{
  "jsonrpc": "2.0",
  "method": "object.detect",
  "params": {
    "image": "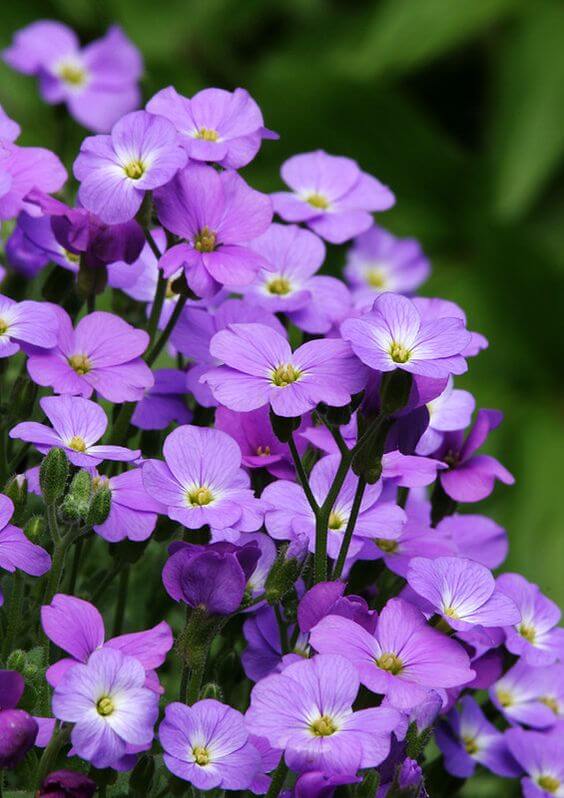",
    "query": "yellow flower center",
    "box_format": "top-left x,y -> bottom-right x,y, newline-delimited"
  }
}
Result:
96,696 -> 114,716
187,486 -> 213,506
367,268 -> 386,288
310,715 -> 336,737
463,736 -> 478,756
328,511 -> 345,530
271,363 -> 301,387
306,193 -> 330,210
540,695 -> 559,714
194,226 -> 217,253
68,436 -> 87,453
375,538 -> 398,554
390,341 -> 410,364
195,128 -> 219,142
256,445 -> 271,456
519,624 -> 536,643
496,689 -> 513,708
444,606 -> 460,620
193,746 -> 211,765
165,279 -> 177,299
0,319 -> 8,336
124,160 -> 145,180
376,652 -> 403,675
68,353 -> 92,375
64,249 -> 80,265
267,276 -> 292,296
538,775 -> 560,793
58,63 -> 87,87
